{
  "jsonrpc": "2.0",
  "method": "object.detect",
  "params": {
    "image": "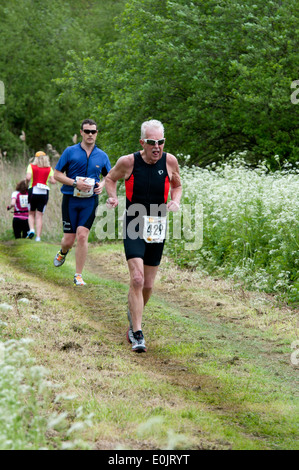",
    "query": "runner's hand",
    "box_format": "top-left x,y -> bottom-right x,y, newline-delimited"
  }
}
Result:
94,181 -> 104,195
77,178 -> 93,192
167,200 -> 180,212
106,197 -> 119,209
